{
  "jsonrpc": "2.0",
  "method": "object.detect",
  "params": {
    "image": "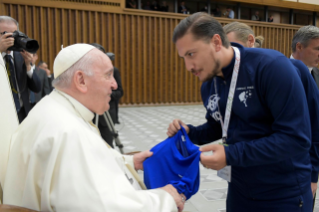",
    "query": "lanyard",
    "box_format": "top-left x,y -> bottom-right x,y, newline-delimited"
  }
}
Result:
214,46 -> 241,143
